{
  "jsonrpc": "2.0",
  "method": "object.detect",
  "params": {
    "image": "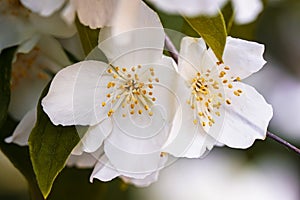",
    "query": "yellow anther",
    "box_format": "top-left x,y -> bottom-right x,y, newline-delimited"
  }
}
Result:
107,109 -> 114,117
122,68 -> 127,72
138,65 -> 142,69
107,69 -> 112,73
198,112 -> 204,116
113,74 -> 118,79
219,71 -> 226,78
149,111 -> 153,116
224,66 -> 230,70
142,90 -> 147,95
106,94 -> 111,98
134,99 -> 138,104
237,89 -> 243,93
235,77 -> 241,81
151,72 -> 155,76
102,102 -> 106,107
223,79 -> 228,84
226,99 -> 231,105
205,102 -> 209,107
138,110 -> 143,114
116,95 -> 121,99
202,122 -> 206,127
127,74 -> 131,78
148,84 -> 153,89
131,67 -> 136,72
130,110 -> 134,115
144,105 -> 149,110
218,93 -> 223,97
234,91 -> 240,96
228,84 -> 233,89
130,104 -> 135,109
215,111 -> 220,116
150,67 -> 154,71
197,72 -> 201,76
209,122 -> 213,126
193,119 -> 198,125
115,66 -> 120,71
155,78 -> 159,82
122,114 -> 126,117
